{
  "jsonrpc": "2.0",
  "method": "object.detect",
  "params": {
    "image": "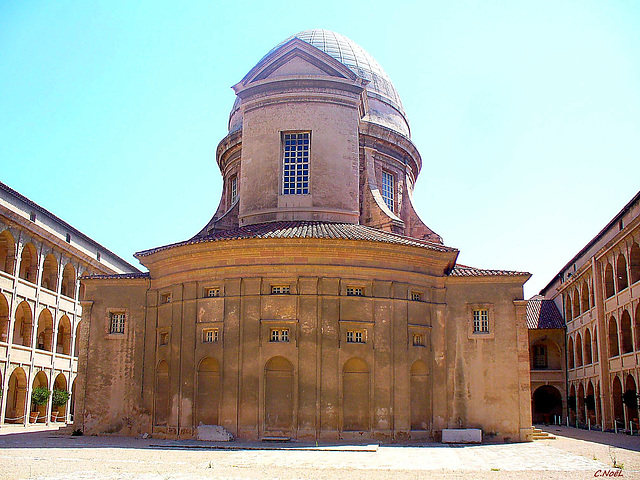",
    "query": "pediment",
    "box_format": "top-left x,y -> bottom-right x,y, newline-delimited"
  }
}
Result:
235,38 -> 360,91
